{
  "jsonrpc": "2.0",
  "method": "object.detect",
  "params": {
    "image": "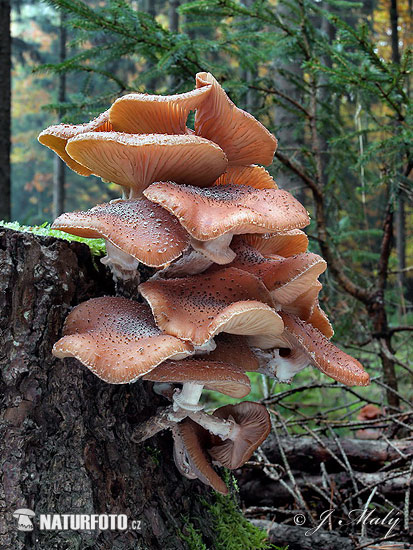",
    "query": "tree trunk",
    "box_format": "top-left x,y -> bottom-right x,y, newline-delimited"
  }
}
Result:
0,0 -> 11,222
52,12 -> 67,220
0,228 -> 230,549
389,0 -> 406,301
